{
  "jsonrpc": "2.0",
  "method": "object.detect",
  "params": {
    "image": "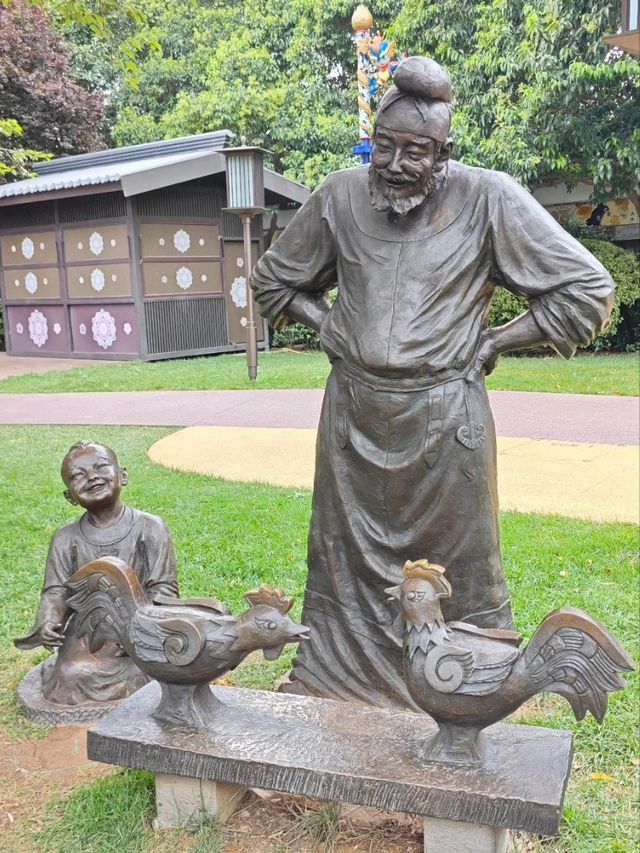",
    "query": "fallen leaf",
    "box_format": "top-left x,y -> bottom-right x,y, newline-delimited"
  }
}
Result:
589,772 -> 615,782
